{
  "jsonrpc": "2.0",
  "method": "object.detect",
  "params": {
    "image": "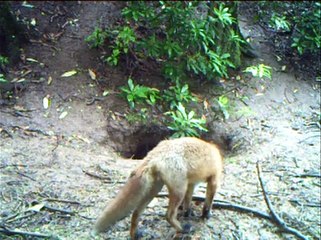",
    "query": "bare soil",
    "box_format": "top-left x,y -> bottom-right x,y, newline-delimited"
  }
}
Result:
0,2 -> 320,240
